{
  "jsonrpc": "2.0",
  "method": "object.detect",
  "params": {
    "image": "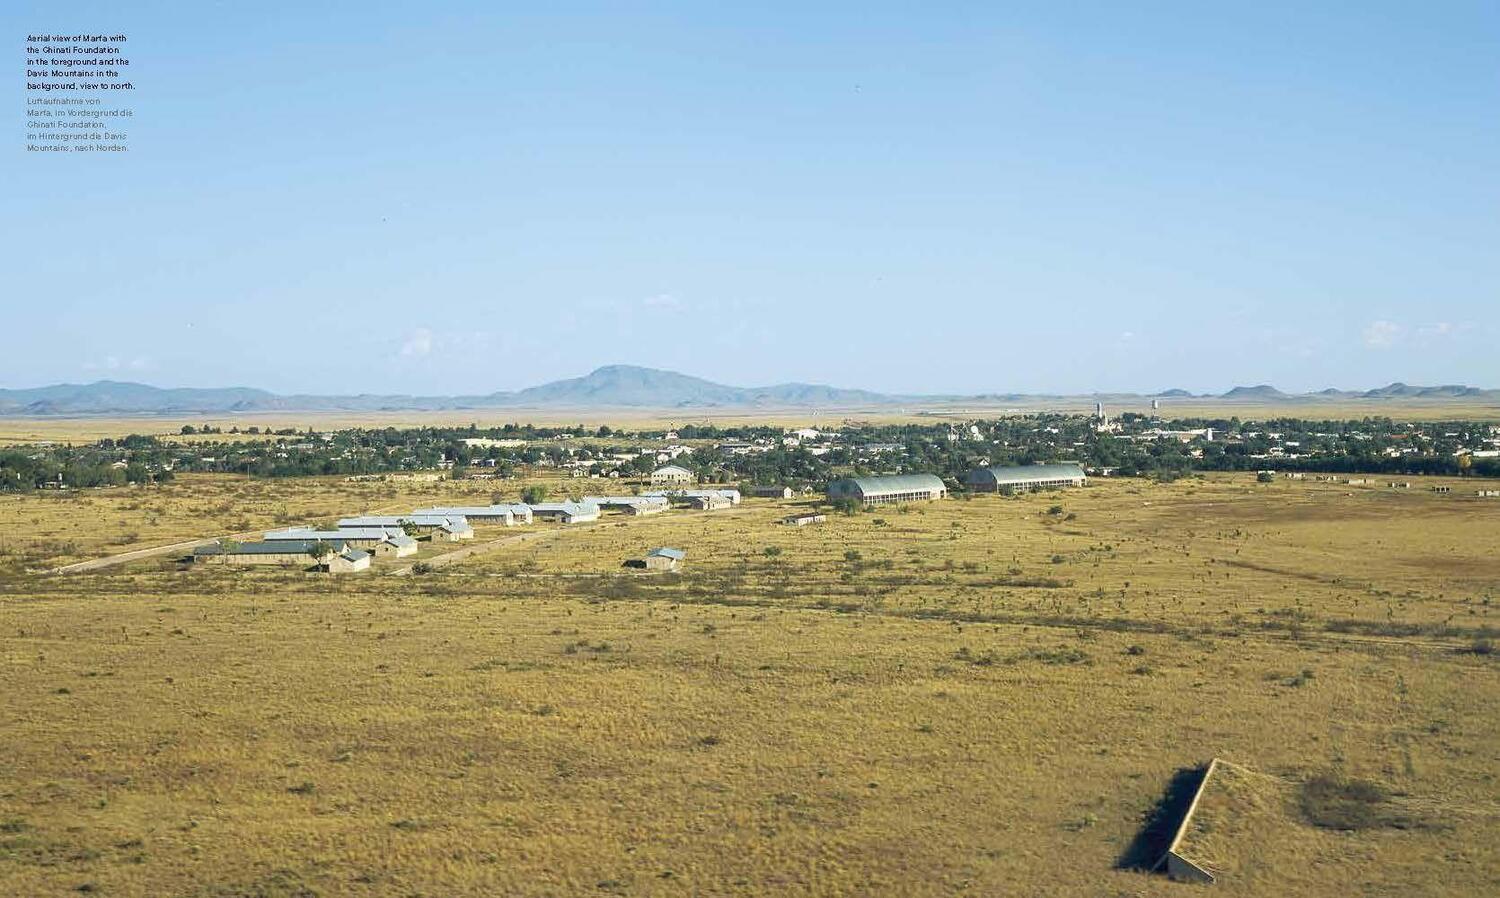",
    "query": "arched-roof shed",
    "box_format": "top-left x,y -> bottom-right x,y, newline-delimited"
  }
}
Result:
826,474 -> 947,505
